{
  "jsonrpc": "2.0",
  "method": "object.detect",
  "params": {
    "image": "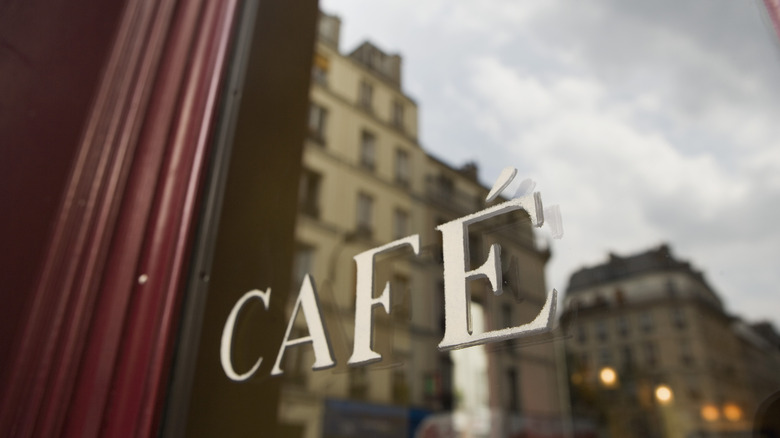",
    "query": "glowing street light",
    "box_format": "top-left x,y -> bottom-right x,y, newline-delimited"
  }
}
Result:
655,384 -> 673,404
723,403 -> 742,422
599,367 -> 617,388
701,404 -> 719,421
